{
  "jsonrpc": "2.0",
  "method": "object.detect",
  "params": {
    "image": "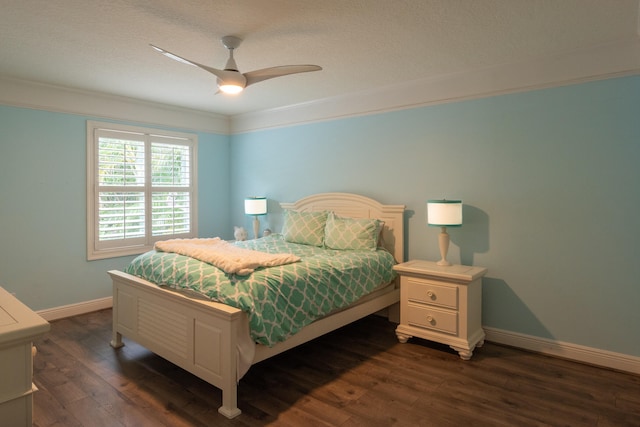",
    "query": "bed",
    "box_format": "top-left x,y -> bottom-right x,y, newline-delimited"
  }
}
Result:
108,192 -> 405,418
